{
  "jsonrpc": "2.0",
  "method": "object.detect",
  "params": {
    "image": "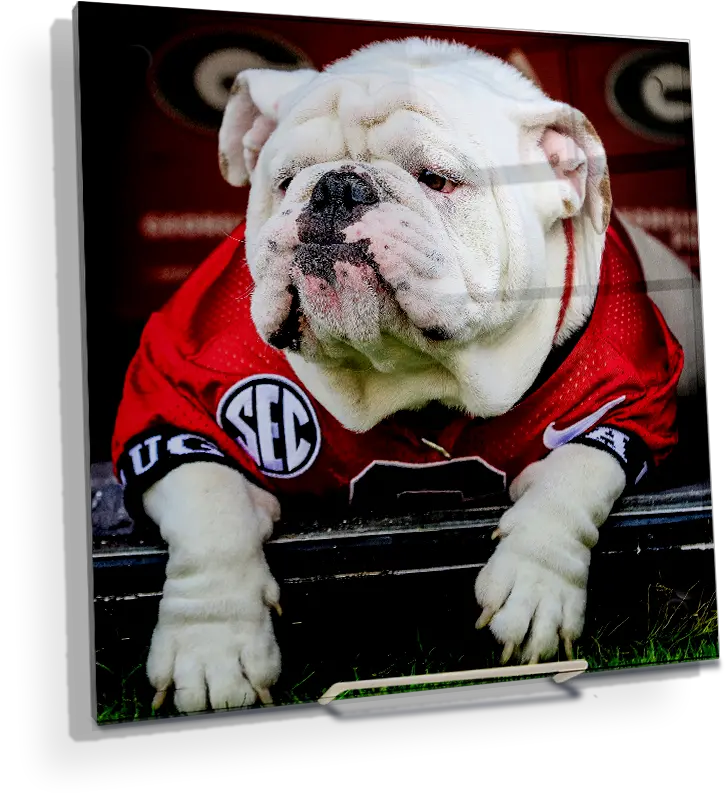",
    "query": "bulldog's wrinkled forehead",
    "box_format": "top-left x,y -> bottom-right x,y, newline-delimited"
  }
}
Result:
275,73 -> 451,162
288,73 -> 448,127
265,73 -> 500,182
